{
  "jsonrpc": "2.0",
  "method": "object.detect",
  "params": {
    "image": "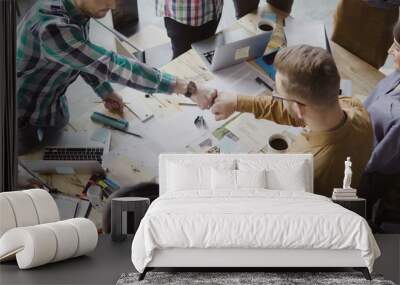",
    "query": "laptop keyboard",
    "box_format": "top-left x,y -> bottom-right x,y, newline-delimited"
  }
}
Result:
43,147 -> 104,162
203,50 -> 215,64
